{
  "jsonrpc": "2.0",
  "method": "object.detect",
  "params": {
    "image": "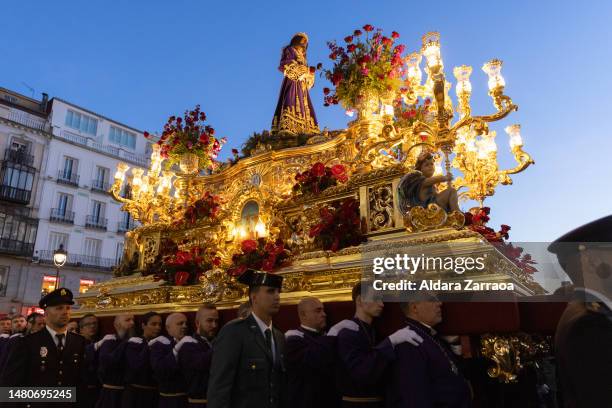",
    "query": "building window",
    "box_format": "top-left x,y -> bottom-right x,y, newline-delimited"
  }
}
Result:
41,275 -> 58,296
83,238 -> 102,259
109,126 -> 136,149
0,266 -> 8,297
0,210 -> 37,256
79,278 -> 95,294
91,201 -> 105,220
57,193 -> 72,214
62,157 -> 77,178
48,232 -> 69,252
92,166 -> 109,190
116,242 -> 124,264
65,109 -> 98,136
